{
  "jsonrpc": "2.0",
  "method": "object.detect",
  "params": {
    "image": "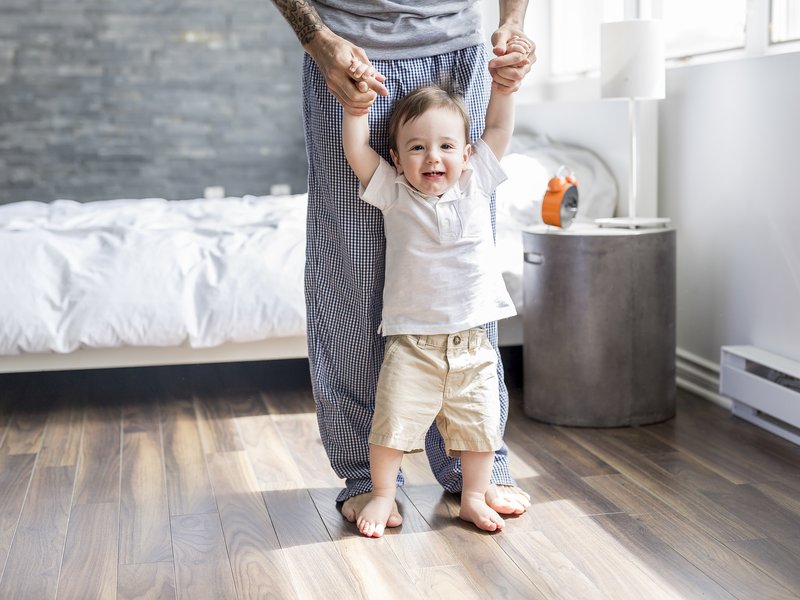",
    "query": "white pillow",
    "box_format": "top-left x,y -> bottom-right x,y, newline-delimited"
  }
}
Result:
497,133 -> 618,226
495,134 -> 618,311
